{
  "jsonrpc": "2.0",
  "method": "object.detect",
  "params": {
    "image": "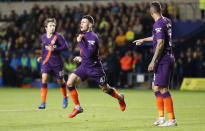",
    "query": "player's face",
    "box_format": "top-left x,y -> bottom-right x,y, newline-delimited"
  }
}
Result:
45,22 -> 56,34
150,9 -> 154,18
80,18 -> 90,32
